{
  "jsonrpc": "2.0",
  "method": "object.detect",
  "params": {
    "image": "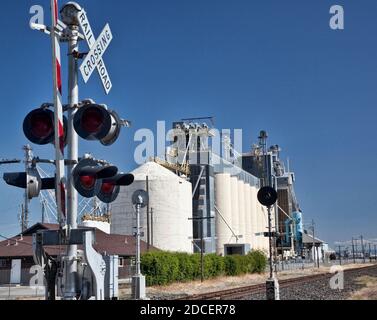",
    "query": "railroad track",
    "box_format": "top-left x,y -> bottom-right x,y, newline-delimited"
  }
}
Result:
178,264 -> 377,300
